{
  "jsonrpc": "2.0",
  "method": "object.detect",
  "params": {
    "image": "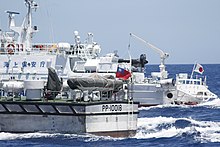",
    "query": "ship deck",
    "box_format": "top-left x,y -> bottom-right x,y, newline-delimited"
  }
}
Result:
0,97 -> 138,105
0,96 -> 139,115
